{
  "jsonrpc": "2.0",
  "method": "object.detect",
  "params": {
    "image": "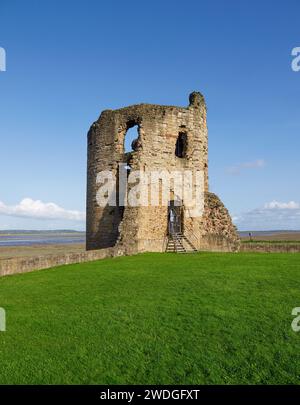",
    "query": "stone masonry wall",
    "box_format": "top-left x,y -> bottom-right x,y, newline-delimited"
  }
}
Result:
200,192 -> 240,252
0,248 -> 115,277
240,243 -> 300,253
86,92 -> 240,253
